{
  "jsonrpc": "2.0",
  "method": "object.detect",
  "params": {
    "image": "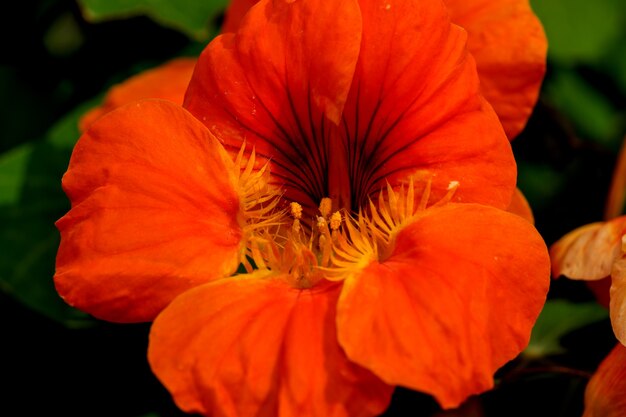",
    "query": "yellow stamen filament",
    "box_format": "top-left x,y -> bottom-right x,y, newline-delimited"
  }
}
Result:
233,149 -> 460,290
324,177 -> 460,280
